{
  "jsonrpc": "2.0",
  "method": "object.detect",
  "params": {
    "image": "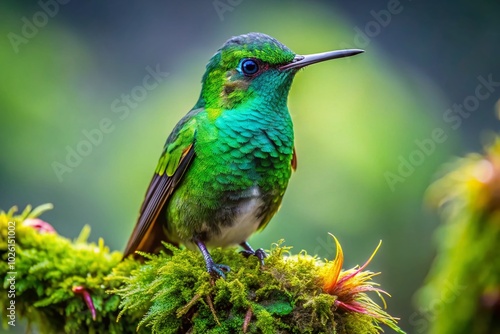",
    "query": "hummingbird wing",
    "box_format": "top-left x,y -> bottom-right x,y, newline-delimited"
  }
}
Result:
123,108 -> 201,258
